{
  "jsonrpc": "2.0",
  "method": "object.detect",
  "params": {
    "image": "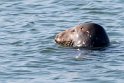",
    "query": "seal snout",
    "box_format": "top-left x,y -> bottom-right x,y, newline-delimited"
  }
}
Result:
55,33 -> 63,43
55,37 -> 61,43
55,34 -> 60,43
